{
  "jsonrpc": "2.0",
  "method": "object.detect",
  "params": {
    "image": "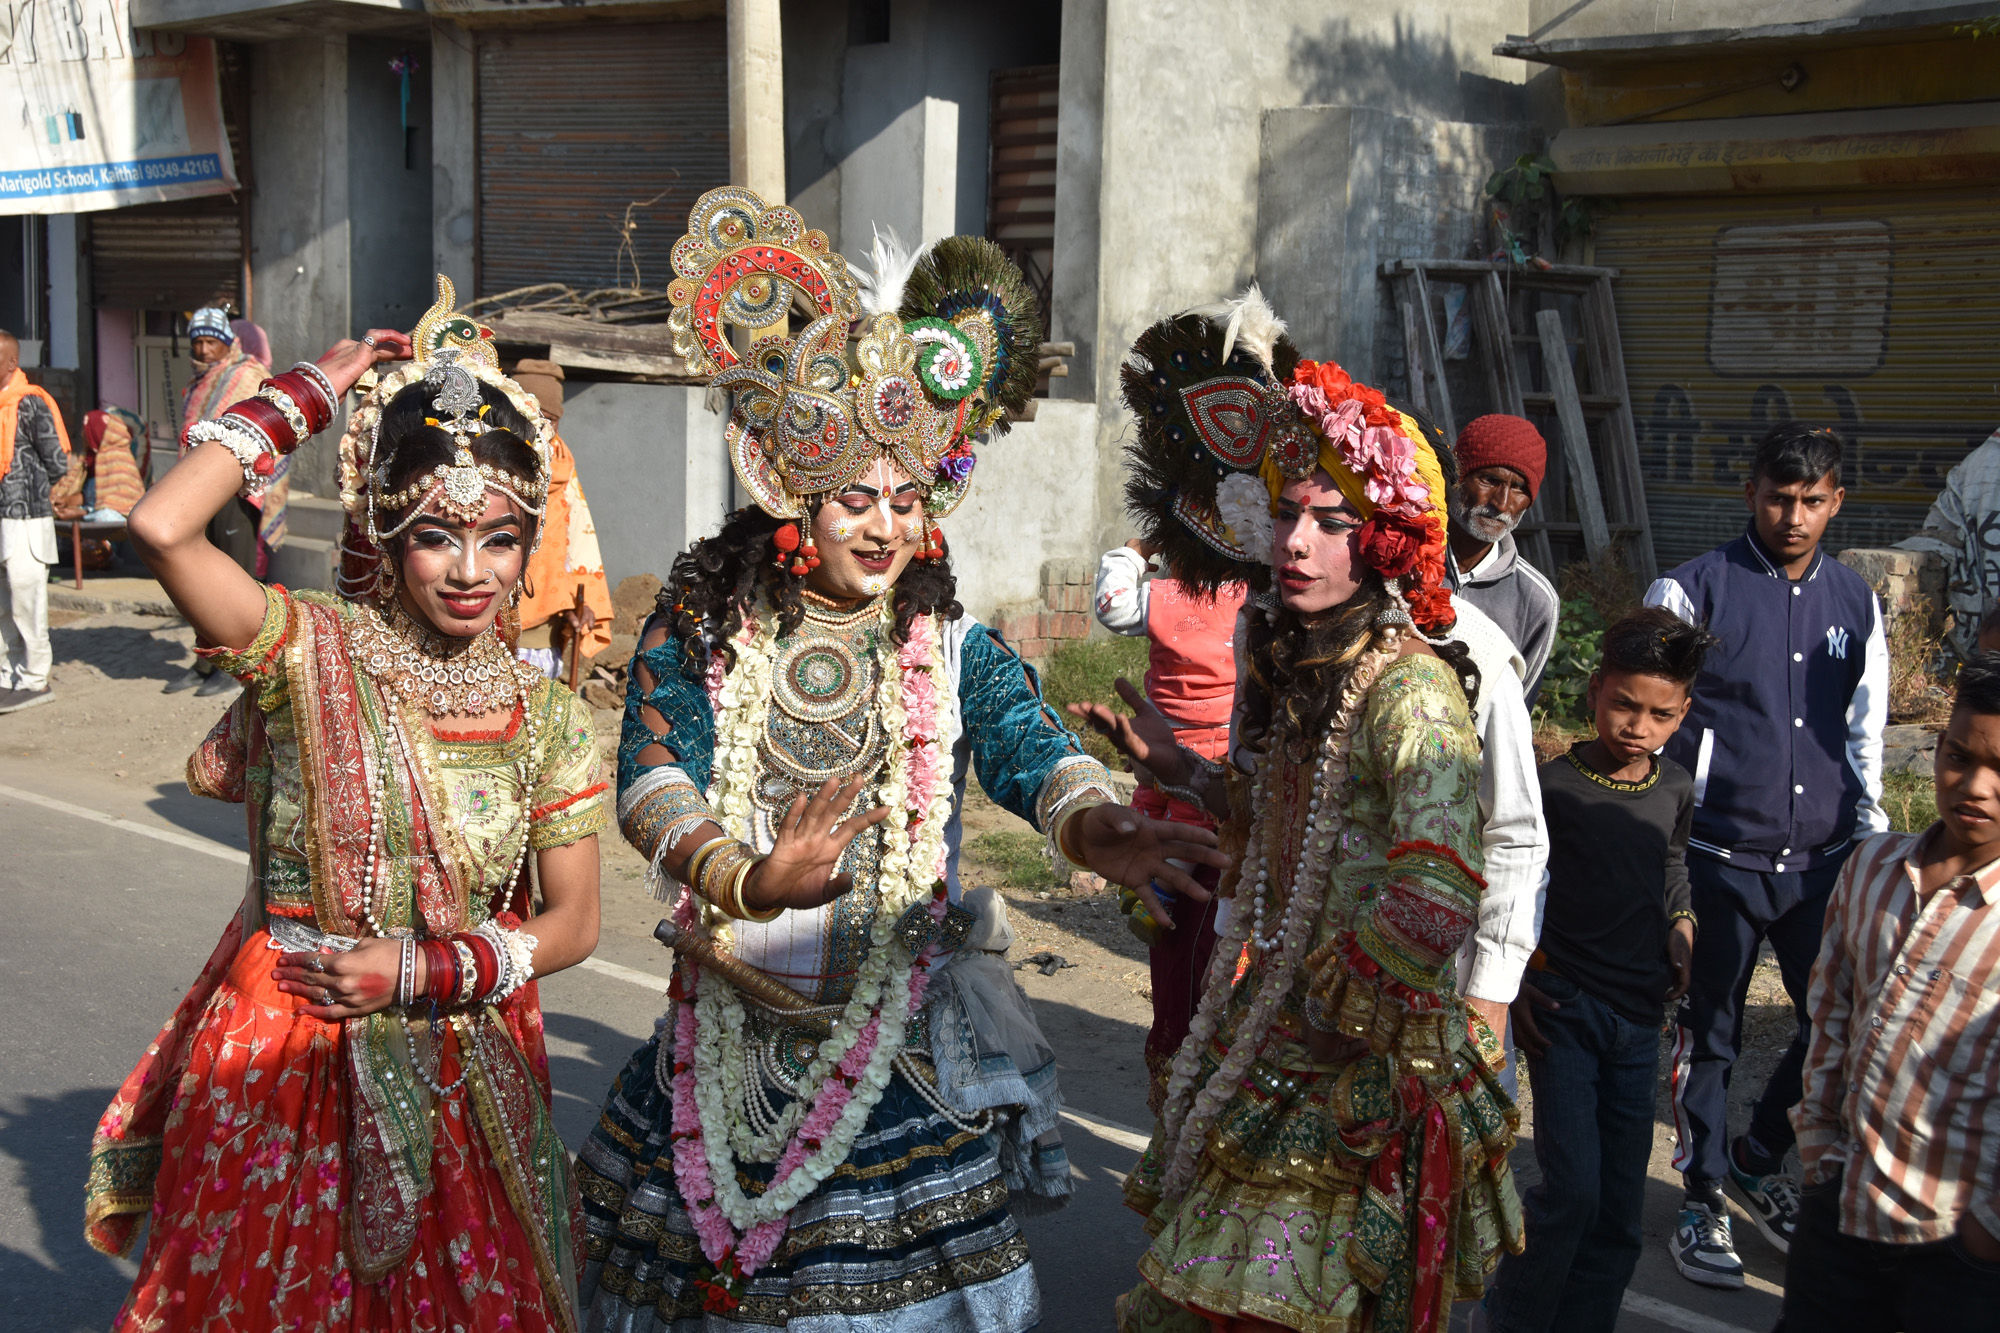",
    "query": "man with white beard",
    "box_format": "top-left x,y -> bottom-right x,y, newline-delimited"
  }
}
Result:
1449,414 -> 1560,706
